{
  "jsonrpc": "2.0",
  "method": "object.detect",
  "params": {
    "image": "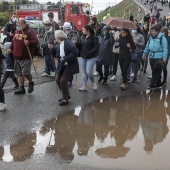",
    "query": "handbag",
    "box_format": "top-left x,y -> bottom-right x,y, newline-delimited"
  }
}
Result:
131,51 -> 138,63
